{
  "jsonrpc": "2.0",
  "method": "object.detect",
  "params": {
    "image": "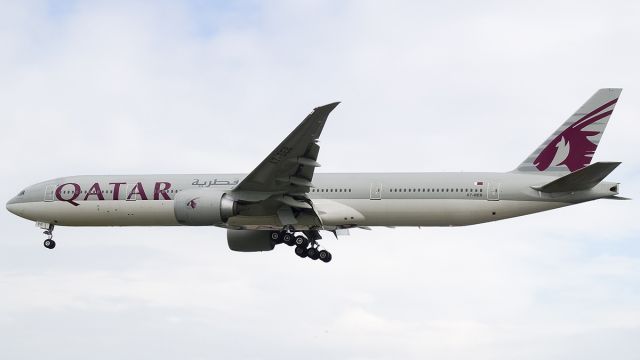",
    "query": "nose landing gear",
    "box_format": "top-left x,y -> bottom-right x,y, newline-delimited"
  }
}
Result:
42,224 -> 56,249
44,238 -> 56,249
